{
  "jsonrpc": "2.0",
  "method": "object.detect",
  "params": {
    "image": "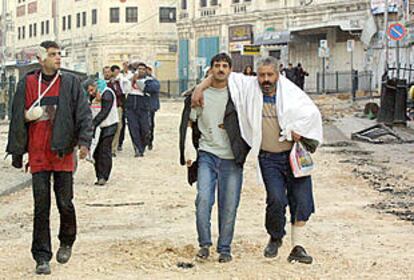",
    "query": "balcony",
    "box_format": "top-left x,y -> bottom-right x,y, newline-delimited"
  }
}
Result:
233,4 -> 247,14
200,8 -> 217,17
